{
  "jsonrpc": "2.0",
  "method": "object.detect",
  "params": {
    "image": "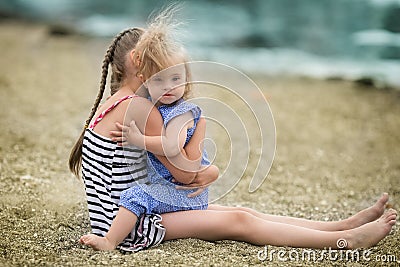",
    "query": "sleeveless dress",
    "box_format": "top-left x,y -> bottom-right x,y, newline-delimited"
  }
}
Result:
119,99 -> 210,218
82,95 -> 165,252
